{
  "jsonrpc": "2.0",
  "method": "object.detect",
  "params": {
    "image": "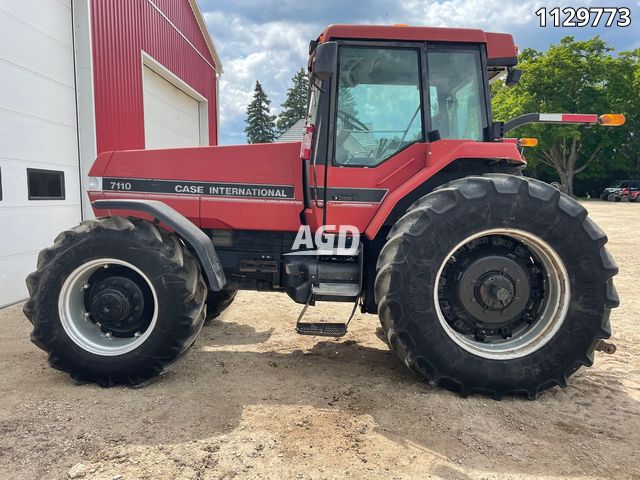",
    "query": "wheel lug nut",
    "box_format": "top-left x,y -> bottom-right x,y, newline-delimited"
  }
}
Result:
105,331 -> 112,338
134,331 -> 141,338
500,327 -> 512,339
475,330 -> 487,342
